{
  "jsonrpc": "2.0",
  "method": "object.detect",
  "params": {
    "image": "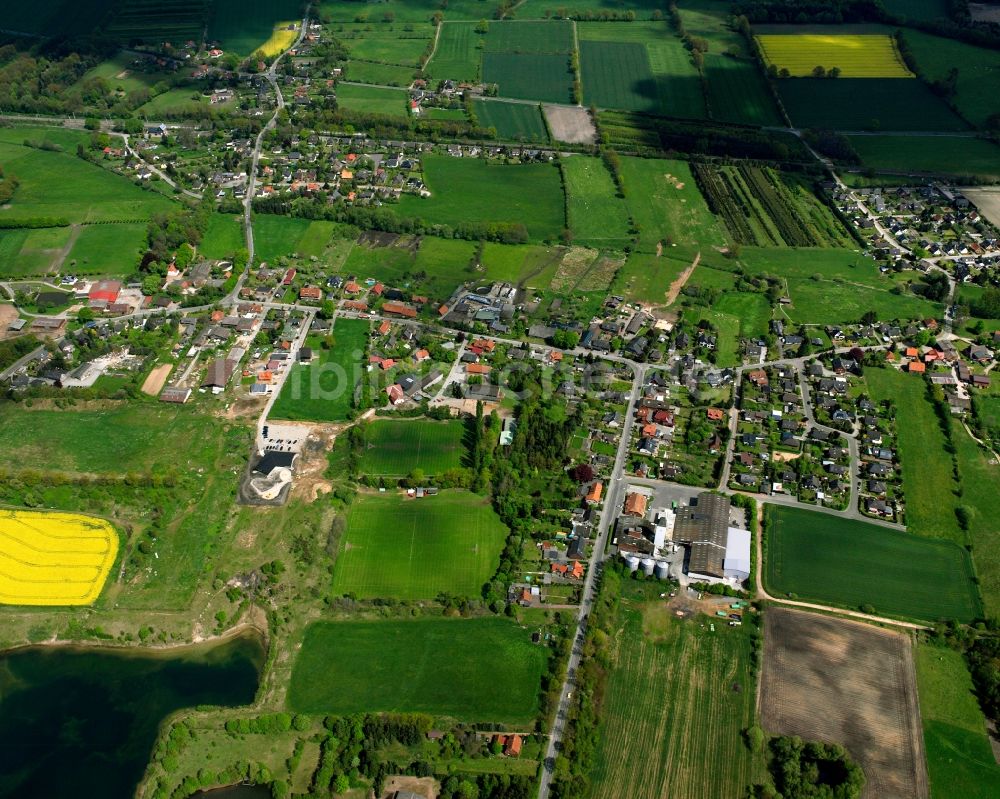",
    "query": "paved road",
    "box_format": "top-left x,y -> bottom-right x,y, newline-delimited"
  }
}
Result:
537,363 -> 646,799
0,345 -> 46,381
